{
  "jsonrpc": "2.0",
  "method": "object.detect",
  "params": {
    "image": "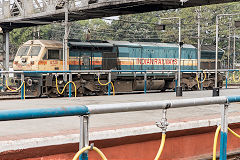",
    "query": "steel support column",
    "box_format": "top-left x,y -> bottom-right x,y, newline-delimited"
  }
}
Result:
213,16 -> 219,96
4,31 -> 9,71
69,73 -> 72,97
144,72 -> 147,94
108,72 -> 111,96
176,18 -> 182,97
220,103 -> 229,160
21,73 -> 25,100
79,115 -> 89,160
